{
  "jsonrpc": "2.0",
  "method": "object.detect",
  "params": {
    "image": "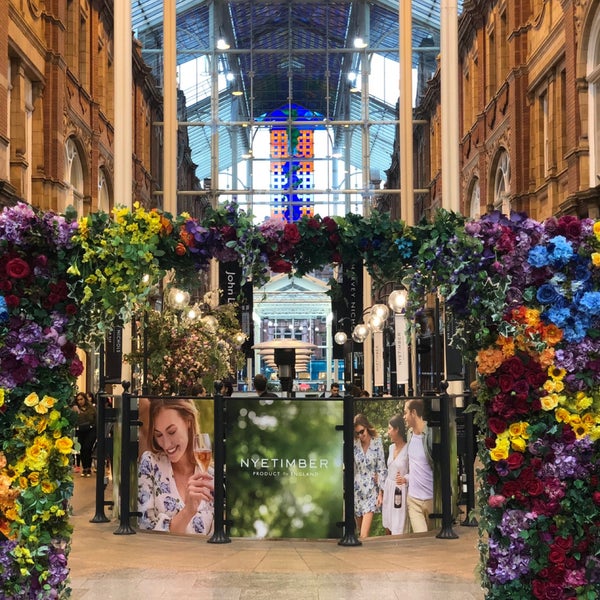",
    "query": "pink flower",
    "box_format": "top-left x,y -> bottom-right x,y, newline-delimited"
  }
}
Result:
488,494 -> 506,508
